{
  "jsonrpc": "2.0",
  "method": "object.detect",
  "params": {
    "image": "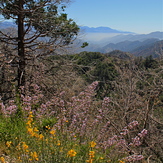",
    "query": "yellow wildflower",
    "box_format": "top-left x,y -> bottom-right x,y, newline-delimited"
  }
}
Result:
30,151 -> 39,161
67,149 -> 77,157
90,141 -> 96,148
0,157 -> 5,163
50,130 -> 56,135
18,156 -> 22,162
22,142 -> 28,151
119,160 -> 125,163
45,125 -> 51,130
87,150 -> 95,163
86,159 -> 94,163
31,132 -> 37,137
33,127 -> 39,132
29,112 -> 33,117
38,134 -> 44,140
27,127 -> 33,135
26,120 -> 31,126
89,151 -> 95,158
57,140 -> 61,146
6,141 -> 12,148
